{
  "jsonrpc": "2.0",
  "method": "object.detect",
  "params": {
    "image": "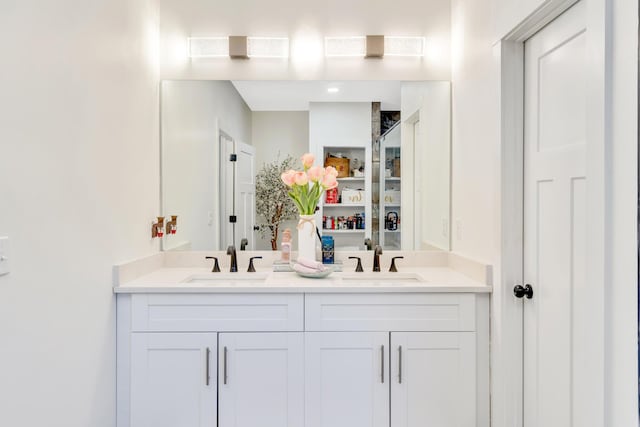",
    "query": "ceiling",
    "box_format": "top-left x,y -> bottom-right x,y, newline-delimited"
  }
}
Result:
231,80 -> 402,111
